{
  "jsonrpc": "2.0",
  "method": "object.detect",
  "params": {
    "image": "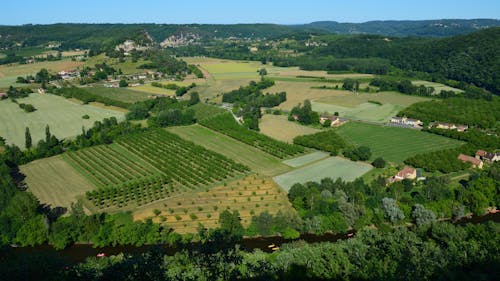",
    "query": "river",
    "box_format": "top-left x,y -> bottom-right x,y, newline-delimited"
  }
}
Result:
4,212 -> 499,264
